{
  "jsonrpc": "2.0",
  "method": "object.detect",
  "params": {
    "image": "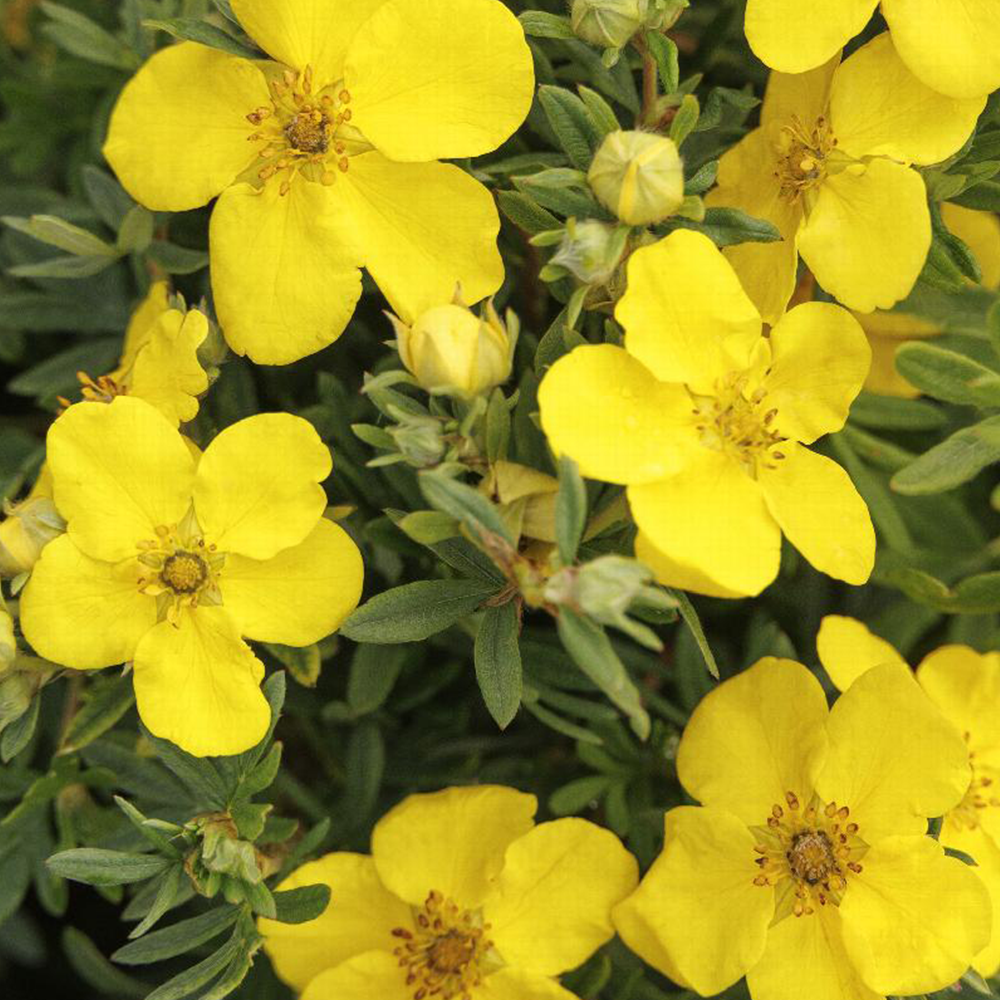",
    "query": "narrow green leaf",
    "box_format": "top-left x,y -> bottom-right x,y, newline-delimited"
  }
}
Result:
668,94 -> 700,147
82,166 -> 135,230
271,884 -> 332,924
264,643 -> 320,688
142,17 -> 259,59
1,693 -> 40,762
645,32 -> 680,95
517,11 -> 575,38
419,470 -> 515,545
40,2 -> 139,68
895,342 -> 1000,407
344,720 -> 385,821
61,674 -> 135,753
485,388 -> 511,463
62,928 -> 147,999
143,932 -> 241,1000
538,85 -> 602,171
555,455 -> 587,565
146,241 -> 210,274
475,602 -> 523,730
3,214 -> 117,256
577,85 -> 620,137
496,190 -> 562,235
672,208 -> 781,246
347,643 -> 407,715
116,205 -> 154,254
670,590 -> 719,679
8,255 -> 119,279
847,391 -> 946,432
550,775 -> 613,816
127,865 -> 185,940
47,849 -> 171,887
113,907 -> 239,965
891,416 -> 1000,495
